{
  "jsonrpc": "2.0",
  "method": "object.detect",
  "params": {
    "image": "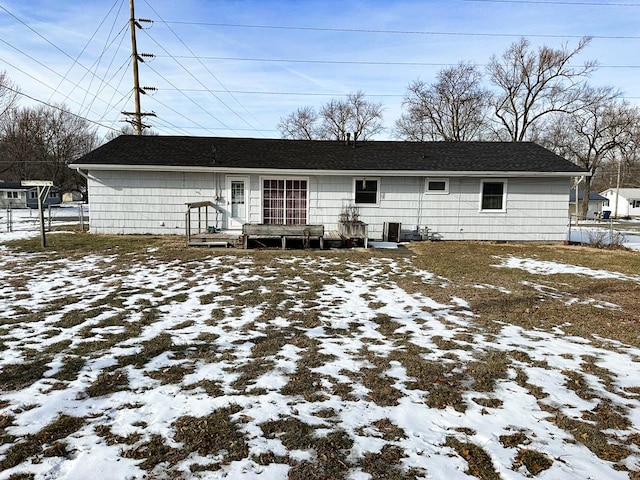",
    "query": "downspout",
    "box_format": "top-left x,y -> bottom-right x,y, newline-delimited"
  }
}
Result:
75,168 -> 89,180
